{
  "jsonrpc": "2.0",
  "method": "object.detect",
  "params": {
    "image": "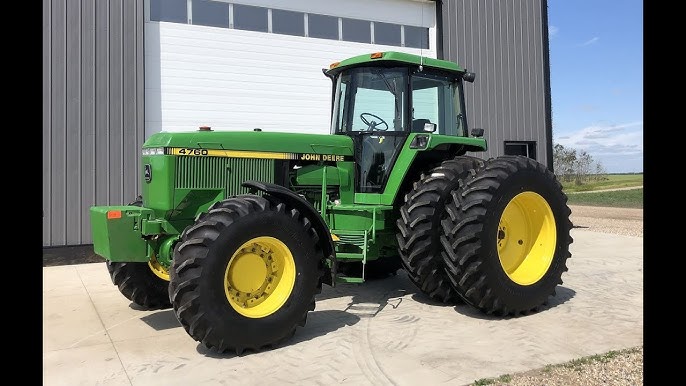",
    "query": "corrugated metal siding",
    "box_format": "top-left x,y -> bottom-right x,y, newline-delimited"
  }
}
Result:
42,0 -> 145,247
441,0 -> 551,167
